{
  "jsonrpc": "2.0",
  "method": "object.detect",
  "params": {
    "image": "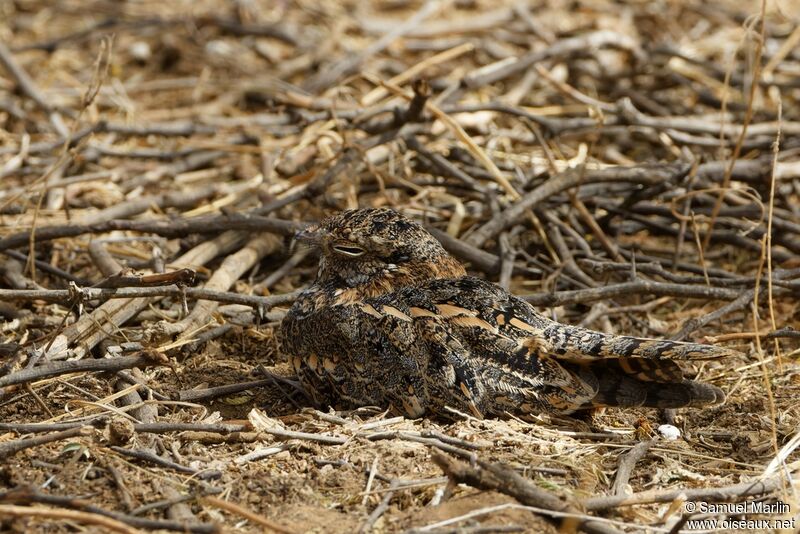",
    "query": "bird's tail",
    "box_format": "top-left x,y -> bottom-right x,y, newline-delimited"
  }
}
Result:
541,322 -> 741,361
538,322 -> 735,409
574,358 -> 725,409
